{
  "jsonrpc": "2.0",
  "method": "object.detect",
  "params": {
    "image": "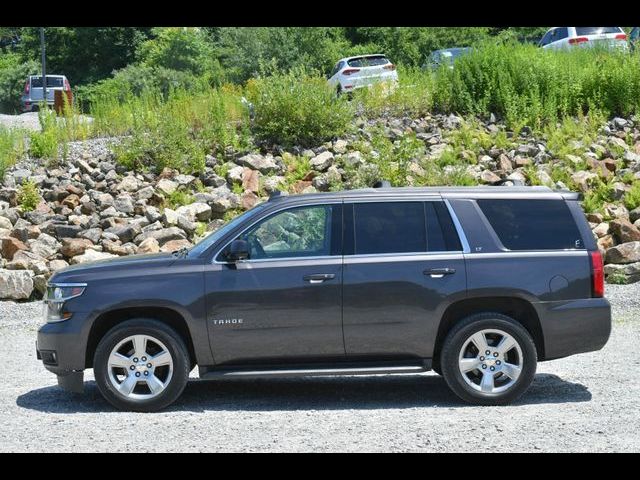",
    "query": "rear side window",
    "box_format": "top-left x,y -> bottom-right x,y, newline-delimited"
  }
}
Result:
31,76 -> 64,88
351,201 -> 462,255
347,56 -> 389,68
575,27 -> 622,36
478,199 -> 584,251
354,202 -> 425,254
